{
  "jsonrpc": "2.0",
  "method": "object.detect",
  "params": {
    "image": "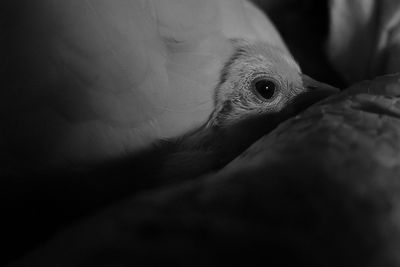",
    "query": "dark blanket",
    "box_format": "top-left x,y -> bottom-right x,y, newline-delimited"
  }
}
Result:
9,74 -> 400,267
